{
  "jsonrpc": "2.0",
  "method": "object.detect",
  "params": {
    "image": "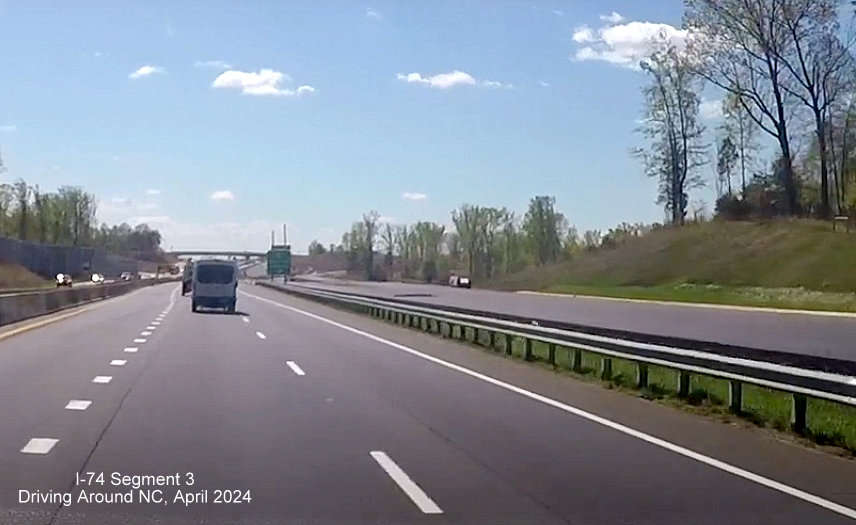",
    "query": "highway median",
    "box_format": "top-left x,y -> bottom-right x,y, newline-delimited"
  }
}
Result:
255,280 -> 856,456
